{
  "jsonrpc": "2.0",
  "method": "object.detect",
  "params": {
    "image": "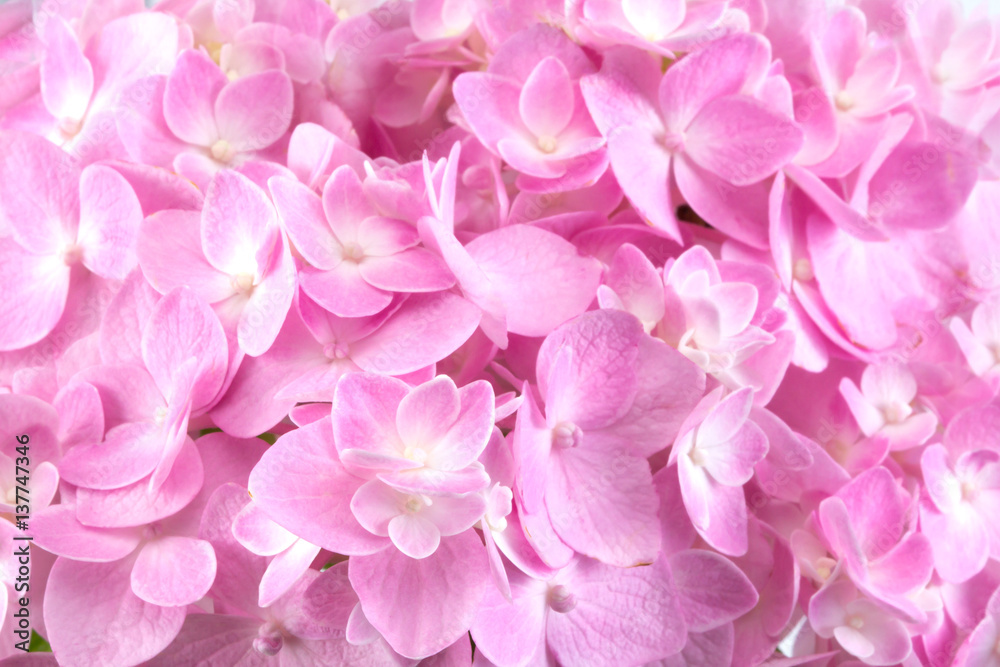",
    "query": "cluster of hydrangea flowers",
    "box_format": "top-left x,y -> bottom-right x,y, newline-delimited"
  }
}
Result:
3,0 -> 1000,665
